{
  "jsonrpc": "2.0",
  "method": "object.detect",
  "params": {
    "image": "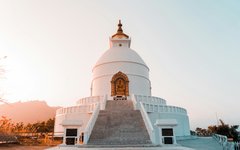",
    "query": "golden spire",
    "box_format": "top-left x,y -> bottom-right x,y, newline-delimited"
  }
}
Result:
112,20 -> 129,39
117,20 -> 123,33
